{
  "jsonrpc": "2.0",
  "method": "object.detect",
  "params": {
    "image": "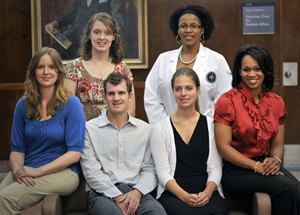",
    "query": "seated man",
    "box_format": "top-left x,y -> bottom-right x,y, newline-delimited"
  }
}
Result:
81,72 -> 167,215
